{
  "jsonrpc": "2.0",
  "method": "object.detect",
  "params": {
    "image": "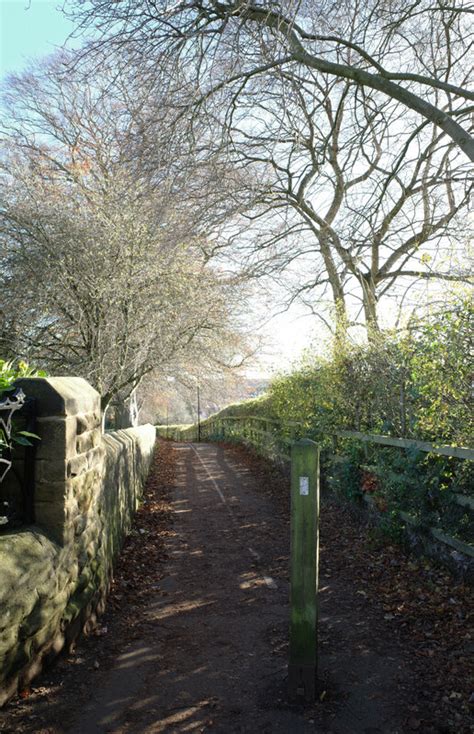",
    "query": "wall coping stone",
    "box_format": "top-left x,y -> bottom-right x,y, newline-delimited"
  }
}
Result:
14,378 -> 100,418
